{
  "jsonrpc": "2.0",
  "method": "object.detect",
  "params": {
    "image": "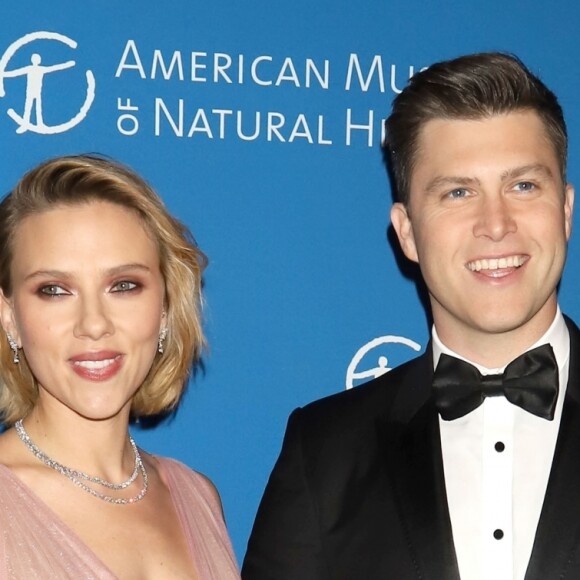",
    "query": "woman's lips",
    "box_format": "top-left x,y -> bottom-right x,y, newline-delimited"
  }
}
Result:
69,352 -> 123,381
